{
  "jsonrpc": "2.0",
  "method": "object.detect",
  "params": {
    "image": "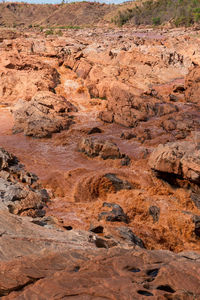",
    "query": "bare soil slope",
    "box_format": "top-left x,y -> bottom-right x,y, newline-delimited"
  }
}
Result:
0,3 -> 57,27
0,2 -> 115,27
